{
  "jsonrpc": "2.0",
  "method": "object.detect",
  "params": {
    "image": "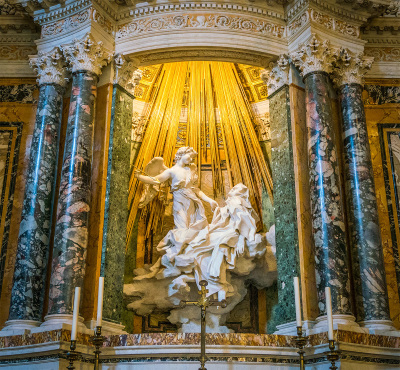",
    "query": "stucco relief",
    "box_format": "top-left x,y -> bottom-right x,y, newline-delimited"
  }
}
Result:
288,8 -> 360,39
41,7 -> 114,38
0,45 -> 37,60
116,13 -> 286,39
365,47 -> 400,62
